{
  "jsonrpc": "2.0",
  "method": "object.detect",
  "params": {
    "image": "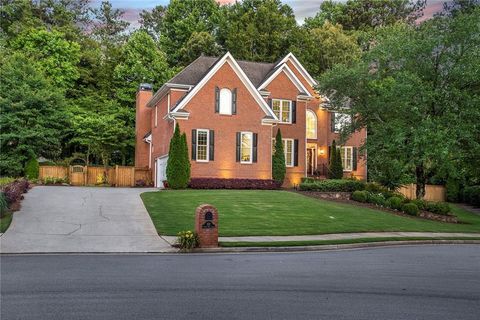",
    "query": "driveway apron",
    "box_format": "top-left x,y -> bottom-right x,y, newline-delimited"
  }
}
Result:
0,186 -> 173,253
